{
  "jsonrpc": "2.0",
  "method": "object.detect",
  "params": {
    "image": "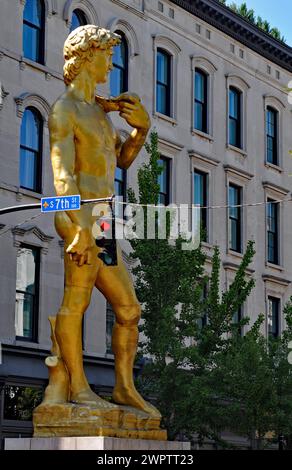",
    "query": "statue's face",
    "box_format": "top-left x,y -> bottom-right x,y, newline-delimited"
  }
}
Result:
89,47 -> 113,84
